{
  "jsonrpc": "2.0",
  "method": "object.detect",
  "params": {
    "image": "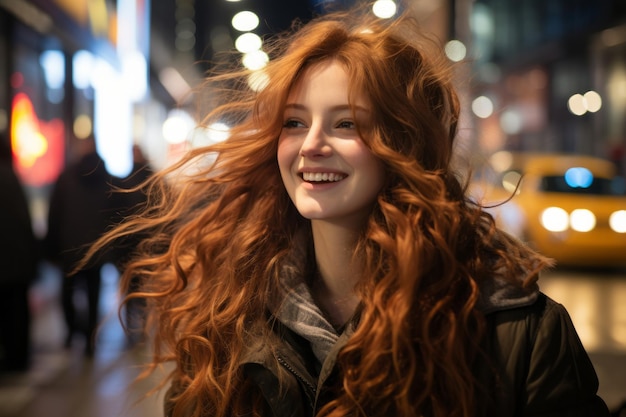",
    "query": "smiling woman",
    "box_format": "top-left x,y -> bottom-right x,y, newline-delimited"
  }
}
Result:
85,4 -> 609,417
